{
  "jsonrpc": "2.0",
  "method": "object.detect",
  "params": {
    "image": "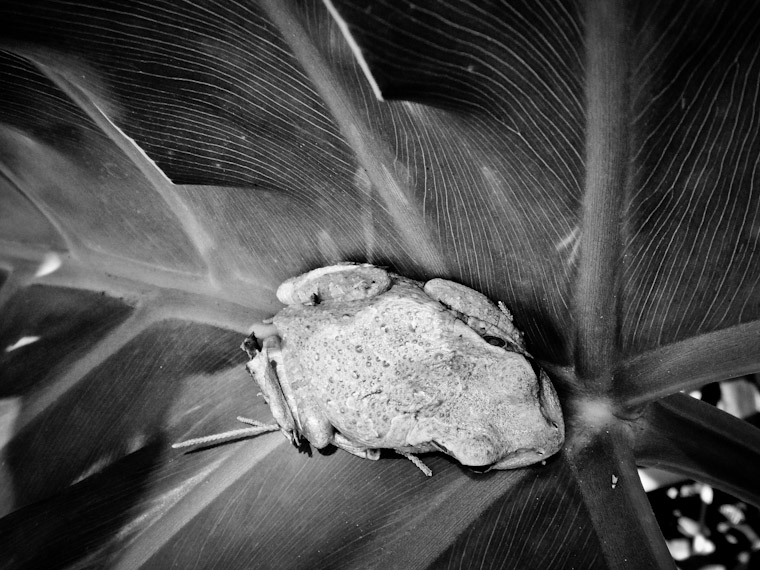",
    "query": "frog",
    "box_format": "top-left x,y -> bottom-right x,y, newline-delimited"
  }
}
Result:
174,263 -> 564,476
